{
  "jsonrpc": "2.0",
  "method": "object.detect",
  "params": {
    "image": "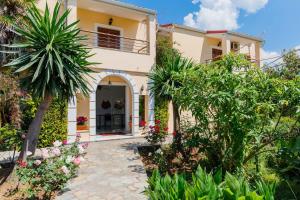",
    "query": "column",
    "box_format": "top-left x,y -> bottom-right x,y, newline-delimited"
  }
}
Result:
222,37 -> 231,55
66,0 -> 77,25
89,91 -> 96,141
67,97 -> 77,143
132,92 -> 140,136
148,89 -> 155,127
125,86 -> 130,132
